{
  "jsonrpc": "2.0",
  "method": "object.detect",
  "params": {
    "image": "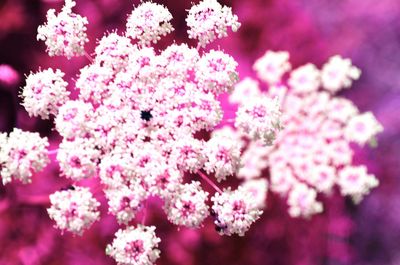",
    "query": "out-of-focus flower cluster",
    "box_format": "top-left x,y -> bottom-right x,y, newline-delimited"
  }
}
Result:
230,50 -> 383,218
